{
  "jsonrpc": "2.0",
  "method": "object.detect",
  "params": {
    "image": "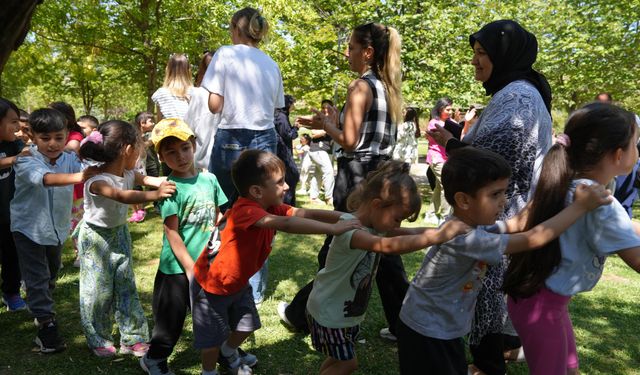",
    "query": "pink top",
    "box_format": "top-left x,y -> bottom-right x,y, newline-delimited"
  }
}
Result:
67,131 -> 84,201
426,119 -> 447,164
